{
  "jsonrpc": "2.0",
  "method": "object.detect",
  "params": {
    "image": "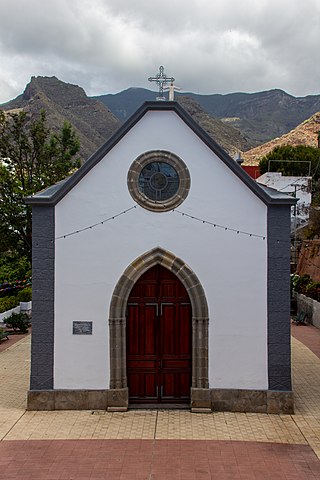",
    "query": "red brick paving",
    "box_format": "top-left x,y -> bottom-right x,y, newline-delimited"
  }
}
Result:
0,439 -> 320,480
292,323 -> 320,359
